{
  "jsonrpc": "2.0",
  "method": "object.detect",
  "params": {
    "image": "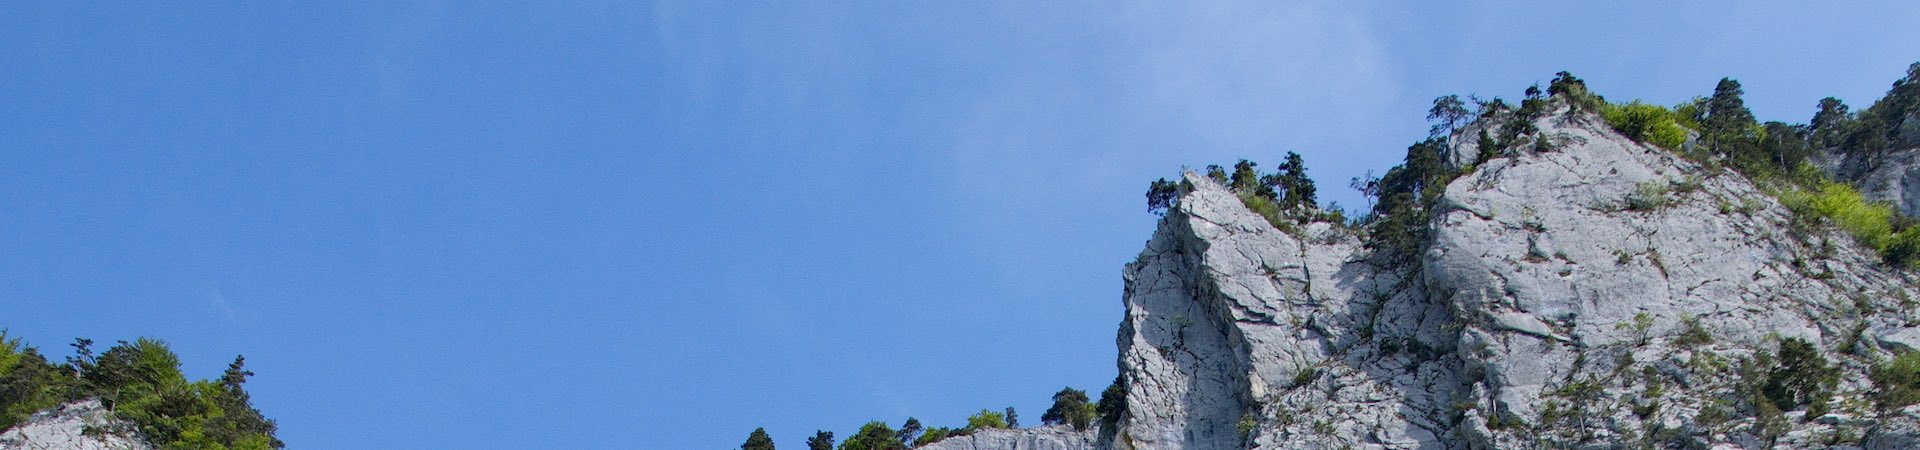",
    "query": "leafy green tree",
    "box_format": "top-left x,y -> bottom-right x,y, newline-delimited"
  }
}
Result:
838,421 -> 902,450
1,333 -> 69,430
1428,95 -> 1471,138
807,431 -> 835,450
1205,165 -> 1229,185
1547,71 -> 1603,111
1230,159 -> 1265,196
896,417 -> 921,446
742,427 -> 776,450
912,427 -> 953,447
966,408 -> 1008,430
1041,387 -> 1096,431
